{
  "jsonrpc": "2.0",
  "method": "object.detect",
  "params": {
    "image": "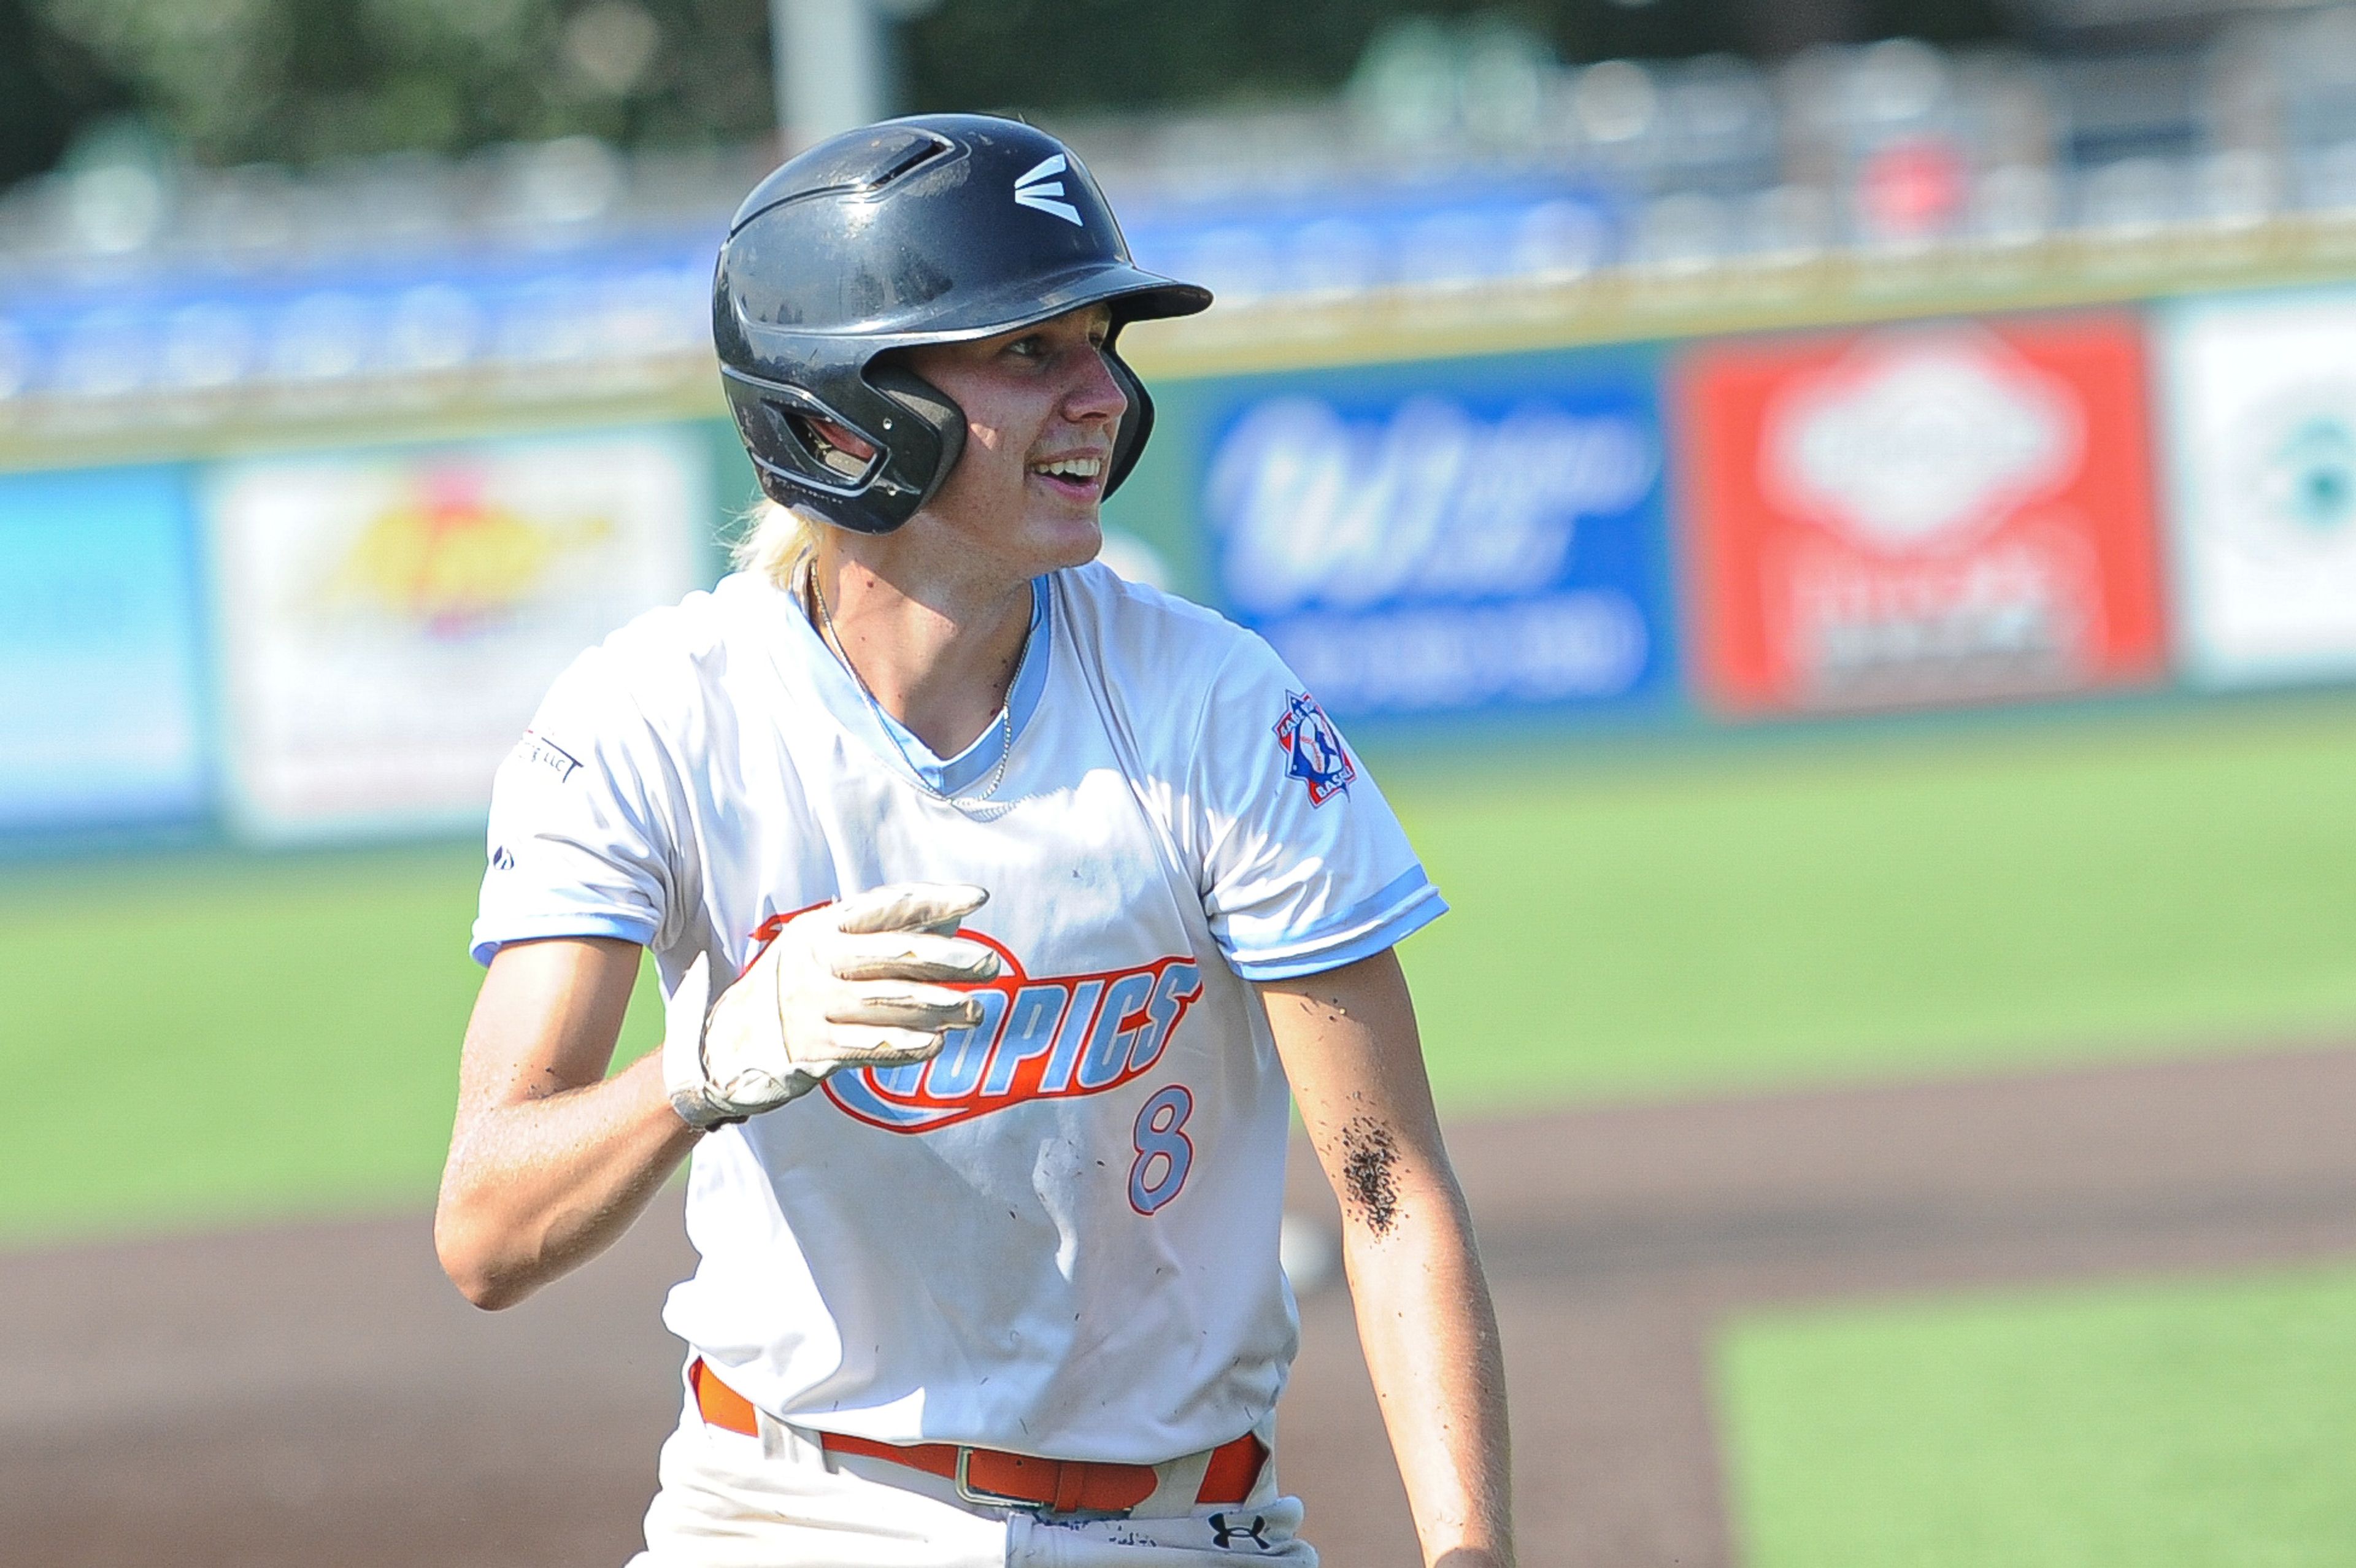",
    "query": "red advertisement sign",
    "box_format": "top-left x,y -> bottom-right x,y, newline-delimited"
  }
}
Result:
1676,313 -> 2168,714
